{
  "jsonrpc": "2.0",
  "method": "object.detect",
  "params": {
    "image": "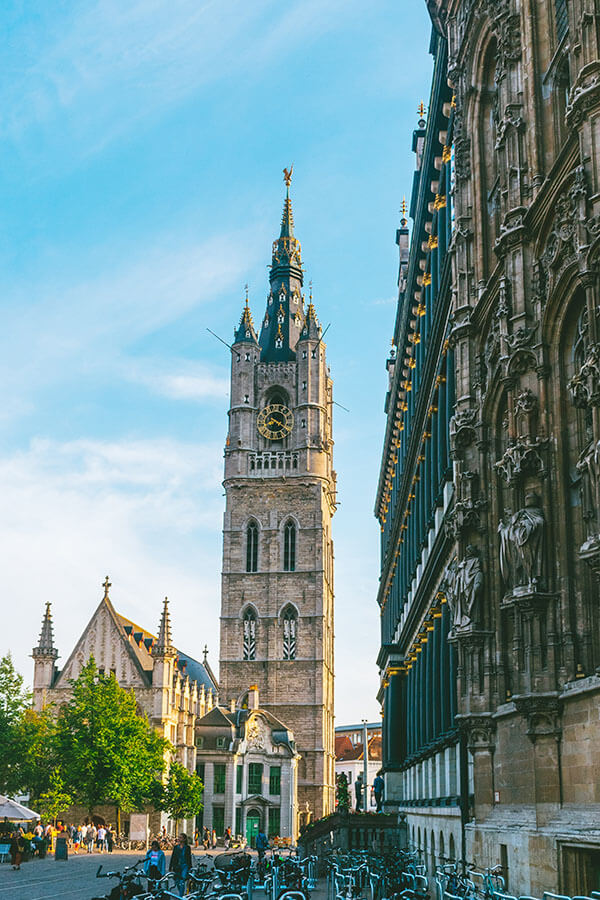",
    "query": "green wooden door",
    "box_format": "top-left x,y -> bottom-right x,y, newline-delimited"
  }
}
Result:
246,809 -> 260,847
